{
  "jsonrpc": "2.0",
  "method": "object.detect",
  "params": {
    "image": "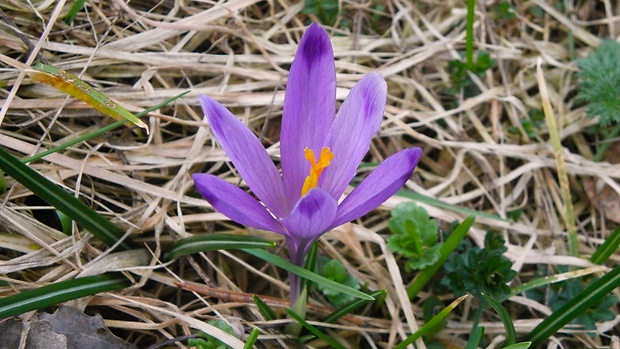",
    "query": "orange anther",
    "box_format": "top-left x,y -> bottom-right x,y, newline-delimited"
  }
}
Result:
301,147 -> 334,196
